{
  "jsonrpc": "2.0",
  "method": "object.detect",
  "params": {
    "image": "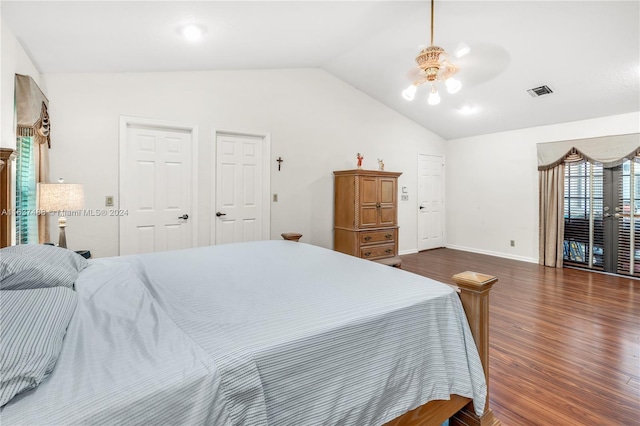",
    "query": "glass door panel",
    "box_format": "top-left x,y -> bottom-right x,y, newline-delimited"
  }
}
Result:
563,158 -> 639,277
616,159 -> 640,276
